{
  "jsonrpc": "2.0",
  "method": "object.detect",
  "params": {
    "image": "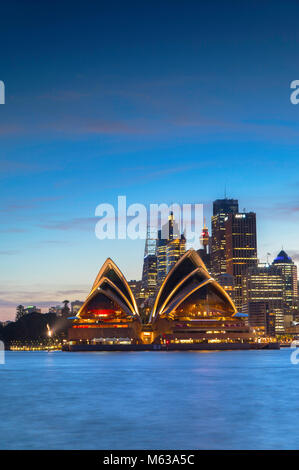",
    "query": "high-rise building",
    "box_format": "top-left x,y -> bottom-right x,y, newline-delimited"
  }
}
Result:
217,272 -> 235,303
166,235 -> 186,273
272,250 -> 298,314
156,213 -> 186,285
197,219 -> 212,273
225,212 -> 258,310
211,198 -> 239,278
243,264 -> 285,334
128,280 -> 143,303
141,255 -> 157,297
200,218 -> 210,252
246,302 -> 276,337
141,226 -> 157,299
156,237 -> 167,284
213,198 -> 239,216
